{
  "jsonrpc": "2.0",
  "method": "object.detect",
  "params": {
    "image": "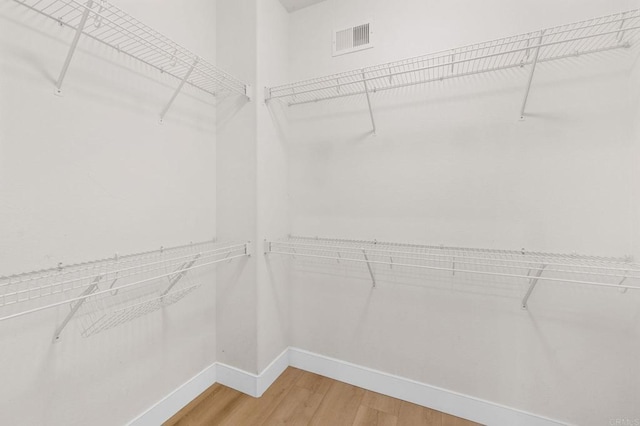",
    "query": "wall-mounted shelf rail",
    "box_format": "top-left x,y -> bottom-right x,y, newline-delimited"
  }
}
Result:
266,236 -> 640,308
0,240 -> 250,340
265,9 -> 640,130
14,0 -> 250,118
